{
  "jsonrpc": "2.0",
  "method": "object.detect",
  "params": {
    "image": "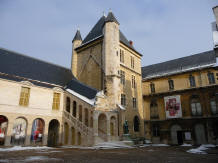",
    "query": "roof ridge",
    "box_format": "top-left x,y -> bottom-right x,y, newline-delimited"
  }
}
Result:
0,47 -> 72,71
142,50 -> 215,69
